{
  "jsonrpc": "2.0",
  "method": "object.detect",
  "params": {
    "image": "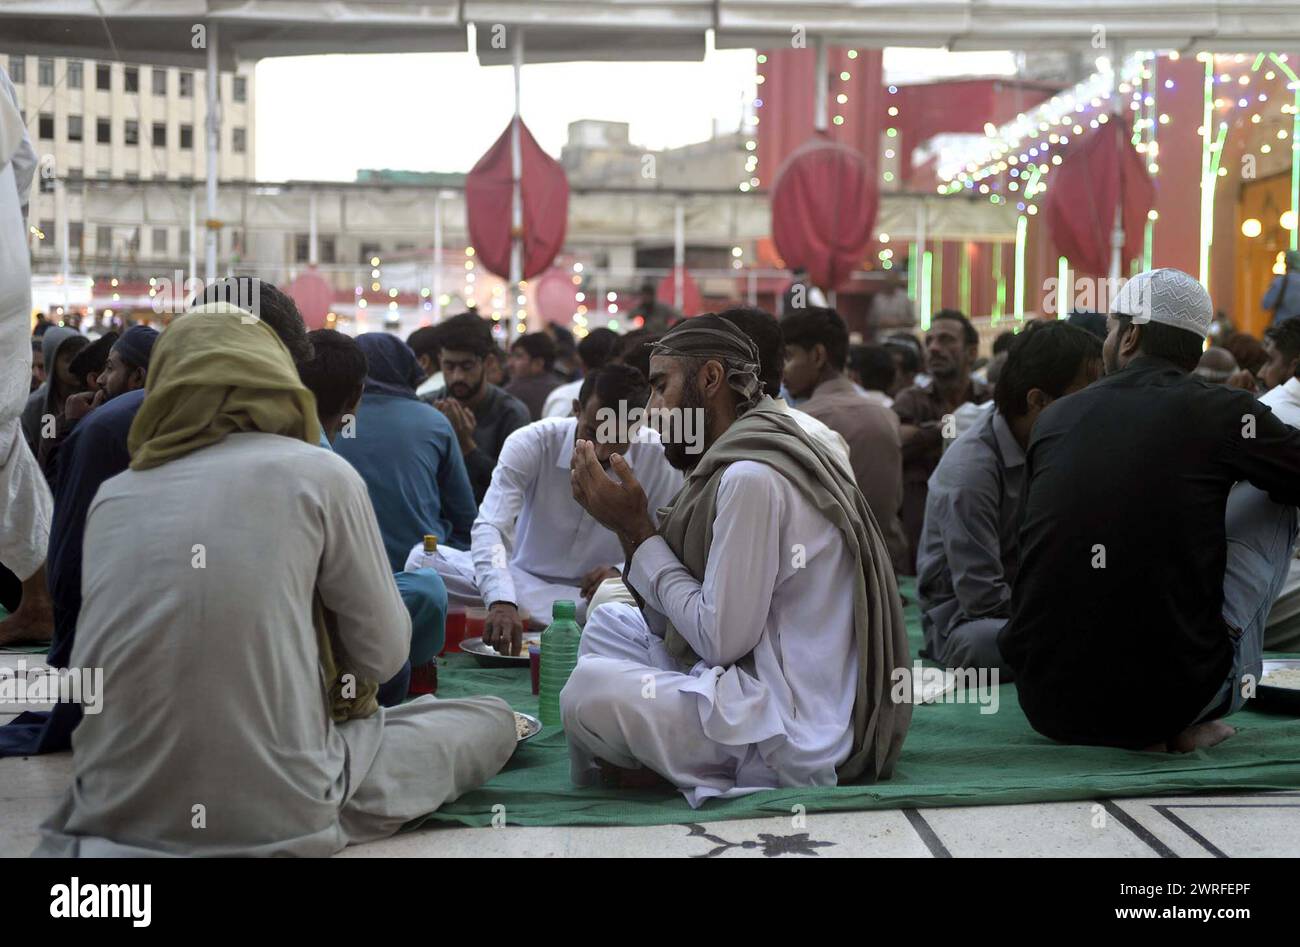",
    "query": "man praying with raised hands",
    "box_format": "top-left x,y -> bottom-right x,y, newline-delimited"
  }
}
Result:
561,315 -> 911,807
